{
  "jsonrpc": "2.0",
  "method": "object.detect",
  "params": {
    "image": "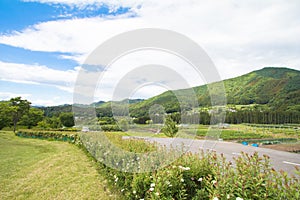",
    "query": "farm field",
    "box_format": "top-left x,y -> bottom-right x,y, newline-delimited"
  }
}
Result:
0,131 -> 118,200
121,123 -> 300,153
